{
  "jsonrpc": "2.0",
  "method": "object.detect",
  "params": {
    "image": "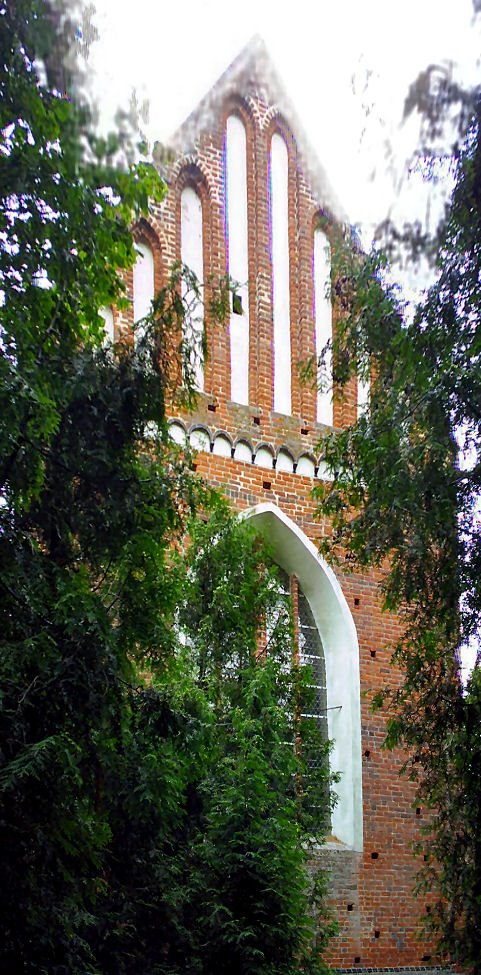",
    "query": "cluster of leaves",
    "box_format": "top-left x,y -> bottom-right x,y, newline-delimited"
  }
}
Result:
0,2 -> 334,972
314,91 -> 481,971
